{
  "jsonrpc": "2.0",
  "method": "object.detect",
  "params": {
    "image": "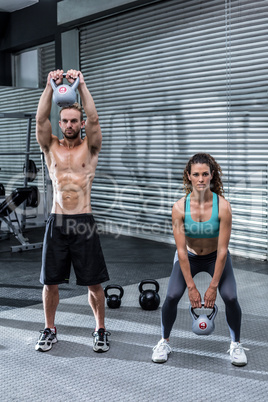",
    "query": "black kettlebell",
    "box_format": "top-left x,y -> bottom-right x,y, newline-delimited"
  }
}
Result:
138,279 -> 160,311
104,284 -> 124,309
